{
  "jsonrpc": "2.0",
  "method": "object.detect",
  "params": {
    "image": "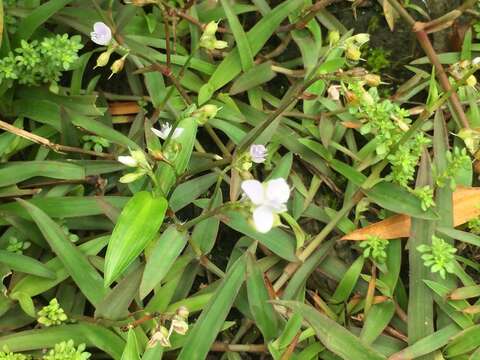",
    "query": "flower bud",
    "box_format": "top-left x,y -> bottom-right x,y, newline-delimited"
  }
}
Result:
118,155 -> 138,167
467,74 -> 477,87
108,57 -> 126,79
364,74 -> 381,87
95,50 -> 112,68
346,45 -> 361,61
131,149 -> 150,170
204,21 -> 218,36
214,40 -> 228,49
328,30 -> 340,45
350,33 -> 370,46
176,306 -> 189,319
119,171 -> 146,184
